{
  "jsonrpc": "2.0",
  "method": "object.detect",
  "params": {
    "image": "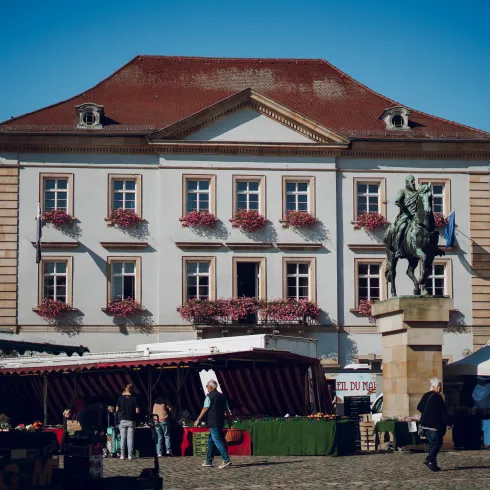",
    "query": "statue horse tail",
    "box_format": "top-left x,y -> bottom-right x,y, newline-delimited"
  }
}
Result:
383,225 -> 394,284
